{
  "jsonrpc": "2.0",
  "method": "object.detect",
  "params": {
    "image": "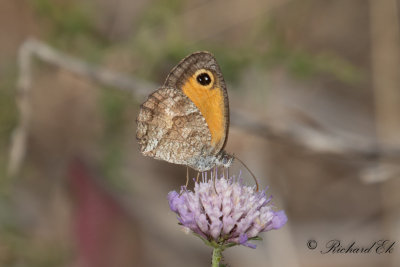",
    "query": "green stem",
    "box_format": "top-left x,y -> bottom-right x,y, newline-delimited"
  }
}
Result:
212,246 -> 223,267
